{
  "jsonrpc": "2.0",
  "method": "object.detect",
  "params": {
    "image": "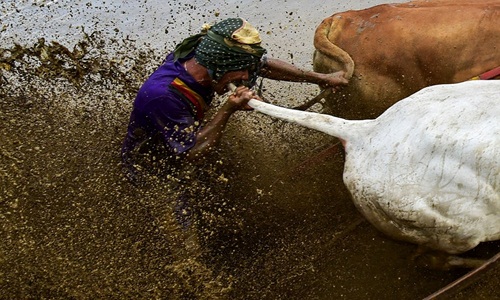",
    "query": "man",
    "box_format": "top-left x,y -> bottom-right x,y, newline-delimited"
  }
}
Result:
122,18 -> 347,183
